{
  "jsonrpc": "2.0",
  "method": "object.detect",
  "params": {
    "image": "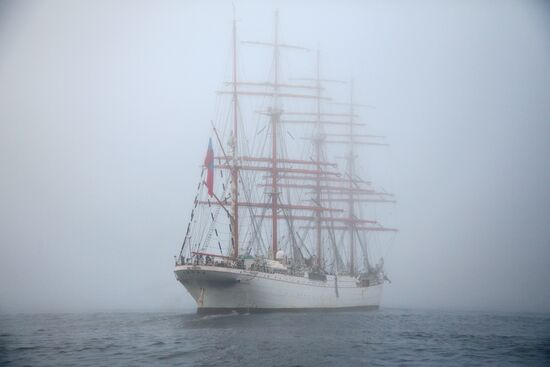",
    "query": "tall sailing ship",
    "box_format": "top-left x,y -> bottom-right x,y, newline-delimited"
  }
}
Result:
174,11 -> 397,313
